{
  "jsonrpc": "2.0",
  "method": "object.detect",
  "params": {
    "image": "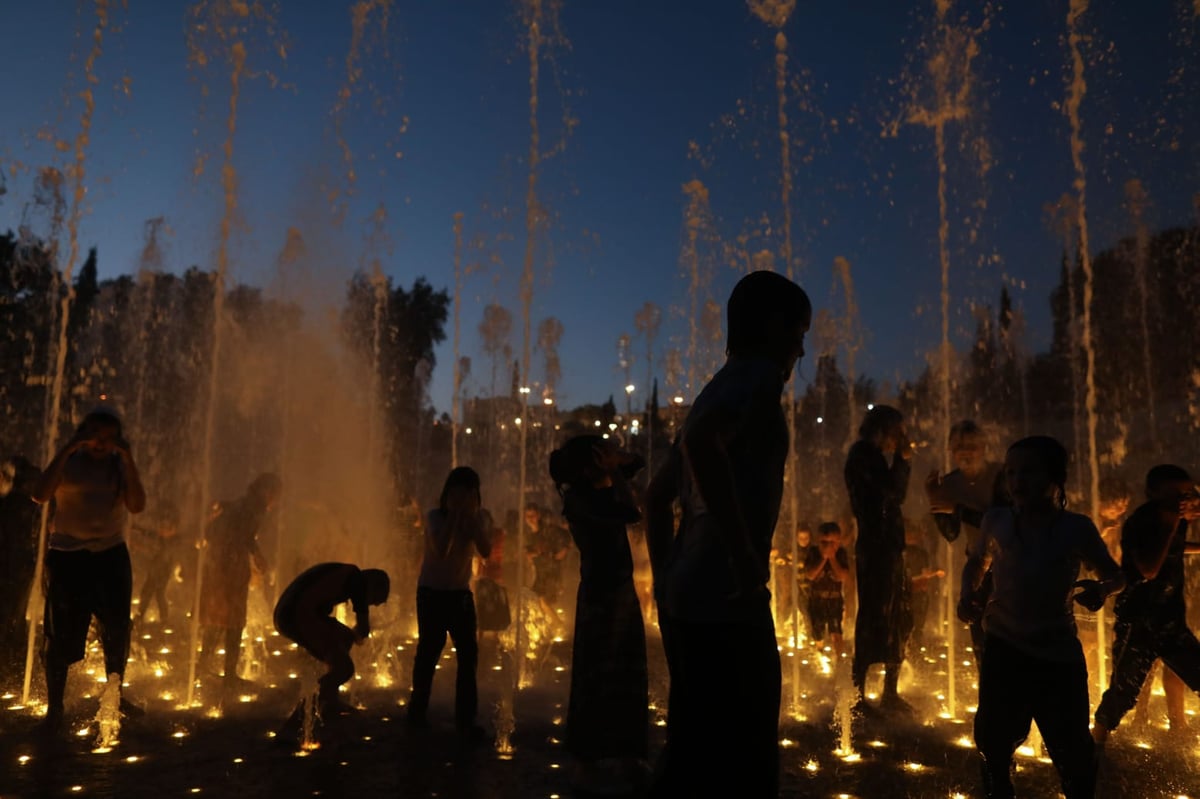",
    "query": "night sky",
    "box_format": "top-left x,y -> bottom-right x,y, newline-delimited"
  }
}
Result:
2,1 -> 1197,412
